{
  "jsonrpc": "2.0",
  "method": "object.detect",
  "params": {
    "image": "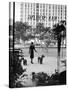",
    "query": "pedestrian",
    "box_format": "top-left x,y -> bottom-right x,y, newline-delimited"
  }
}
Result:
29,42 -> 37,64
